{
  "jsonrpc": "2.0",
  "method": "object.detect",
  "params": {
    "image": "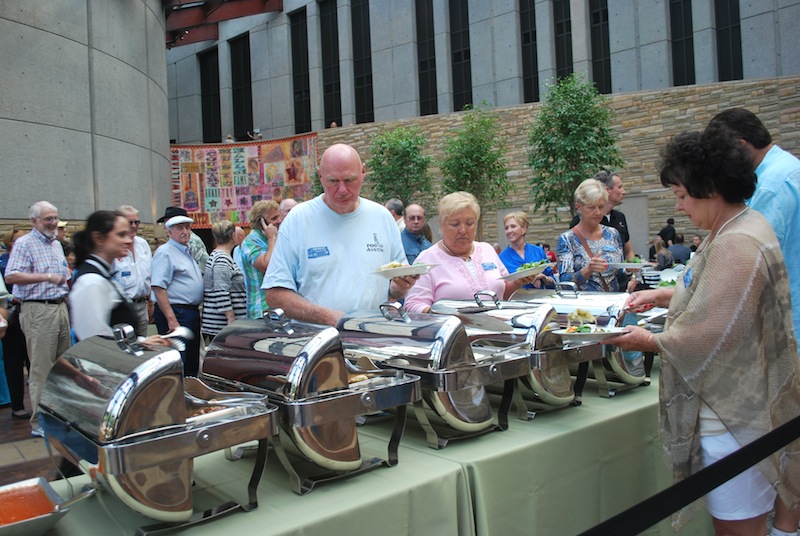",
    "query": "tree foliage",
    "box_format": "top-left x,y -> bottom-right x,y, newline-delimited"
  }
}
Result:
367,125 -> 434,206
527,73 -> 625,219
440,106 -> 512,212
